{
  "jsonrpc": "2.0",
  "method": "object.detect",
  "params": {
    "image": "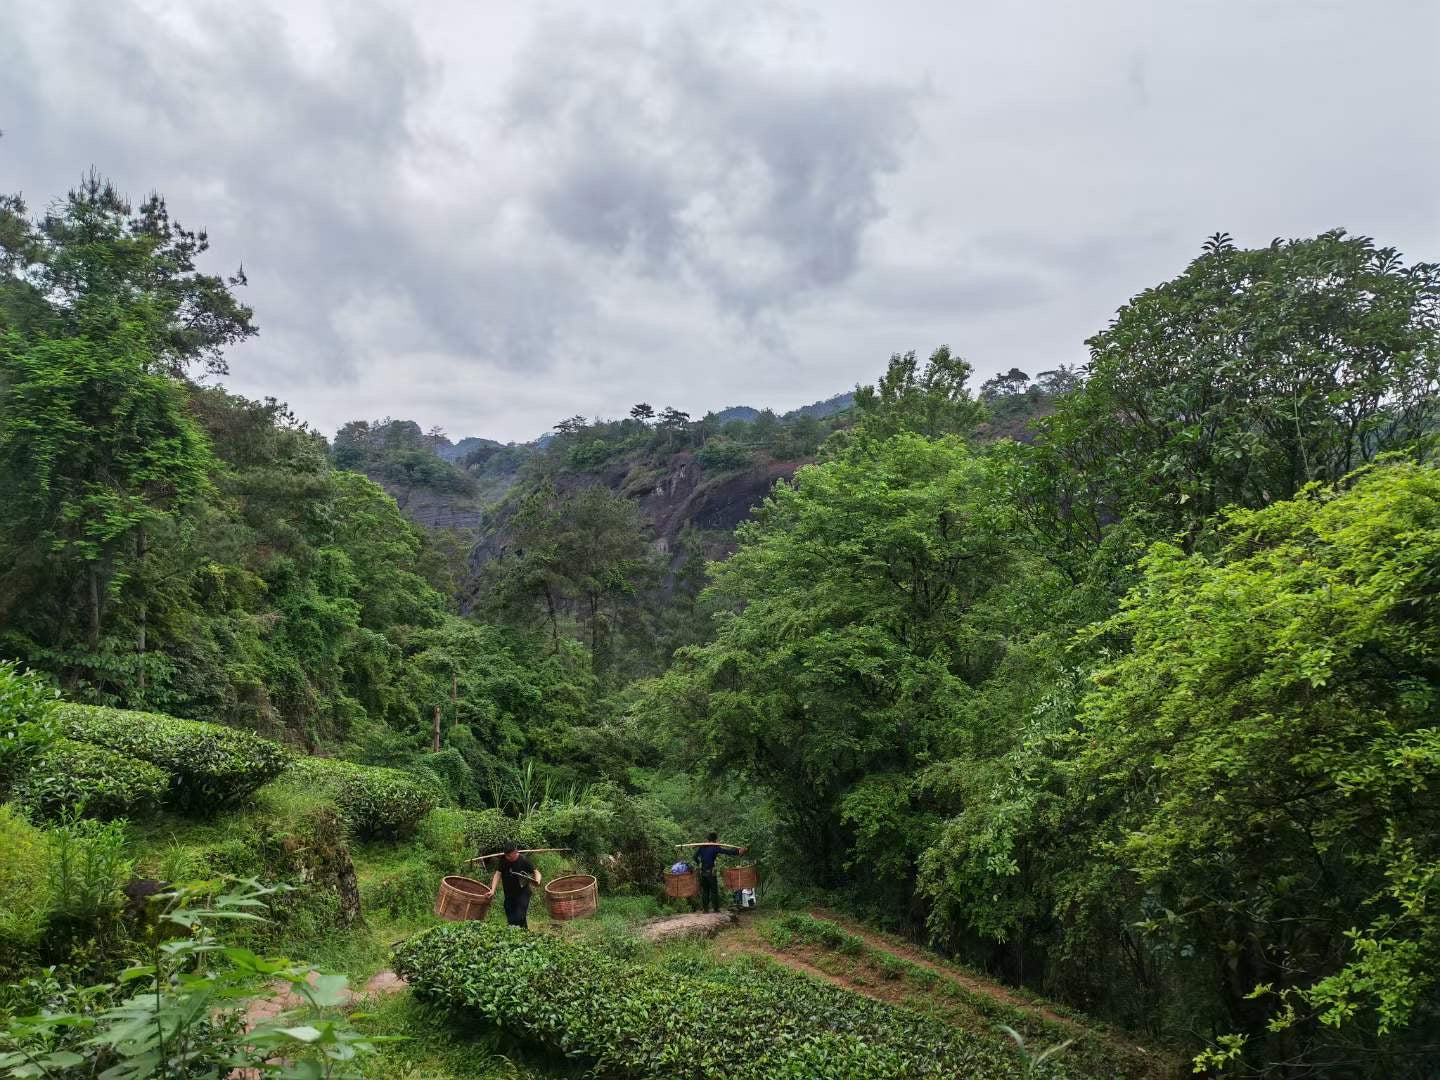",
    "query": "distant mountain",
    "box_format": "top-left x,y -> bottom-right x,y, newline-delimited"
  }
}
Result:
435,436 -> 500,462
713,405 -> 760,423
784,391 -> 854,421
